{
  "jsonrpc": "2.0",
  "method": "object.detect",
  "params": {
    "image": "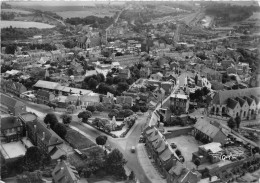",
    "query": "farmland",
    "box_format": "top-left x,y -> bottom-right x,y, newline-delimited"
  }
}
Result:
1,9 -> 32,14
56,10 -> 114,19
1,20 -> 55,29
